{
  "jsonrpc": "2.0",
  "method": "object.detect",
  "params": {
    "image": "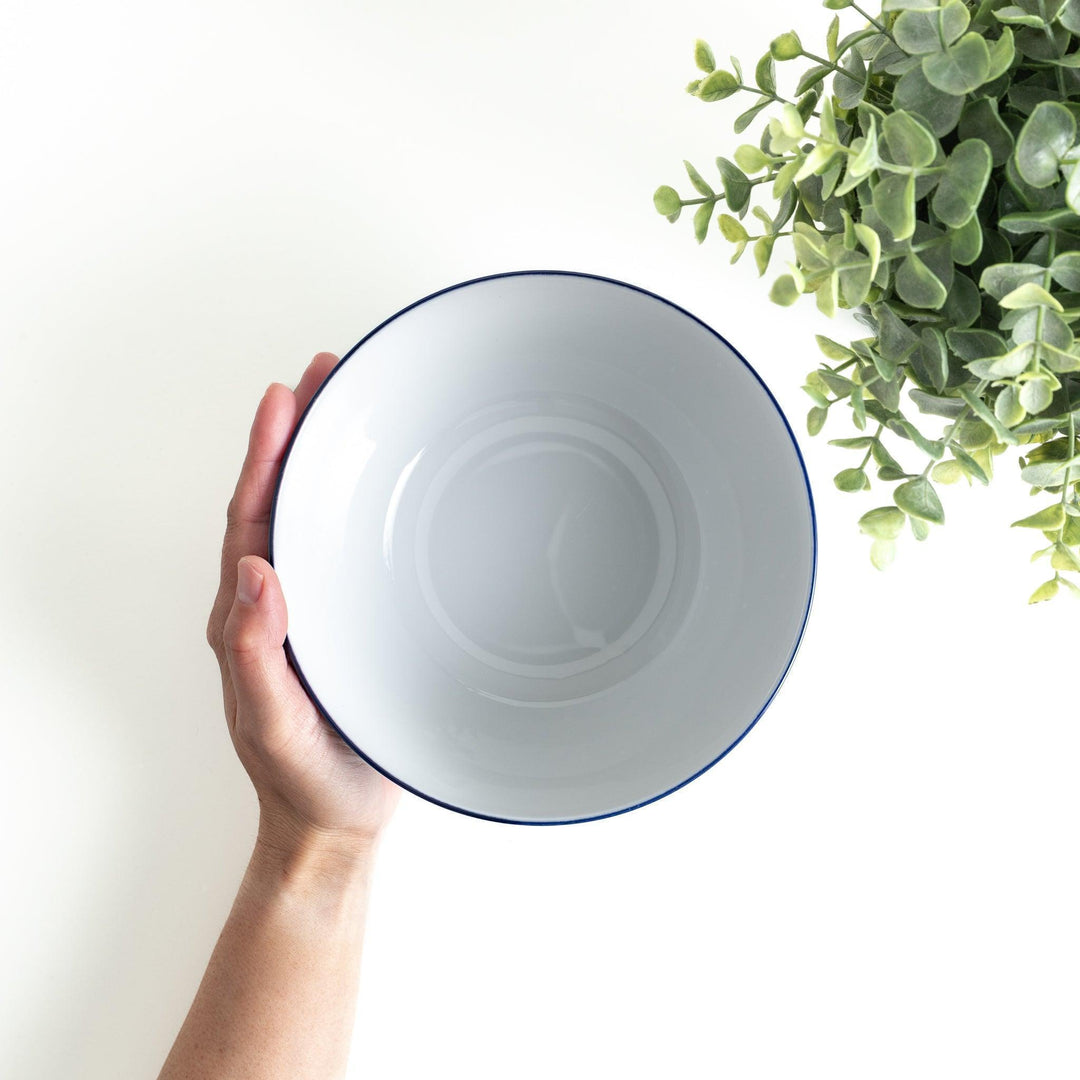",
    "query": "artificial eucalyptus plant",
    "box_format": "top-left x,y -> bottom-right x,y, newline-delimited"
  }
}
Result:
655,0 -> 1080,602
